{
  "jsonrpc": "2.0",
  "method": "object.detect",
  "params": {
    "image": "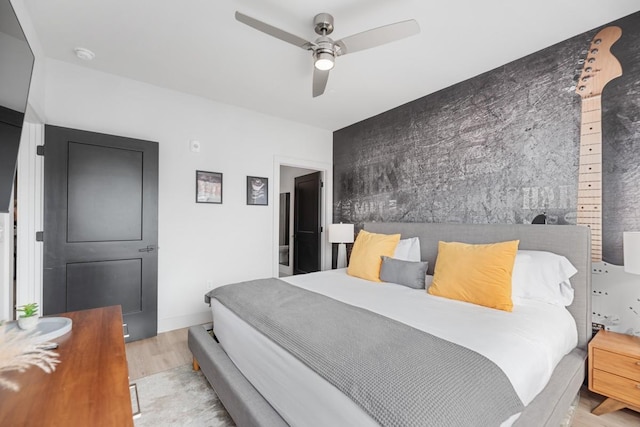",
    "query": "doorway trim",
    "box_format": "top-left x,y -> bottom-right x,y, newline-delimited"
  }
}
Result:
14,113 -> 45,319
273,155 -> 332,277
